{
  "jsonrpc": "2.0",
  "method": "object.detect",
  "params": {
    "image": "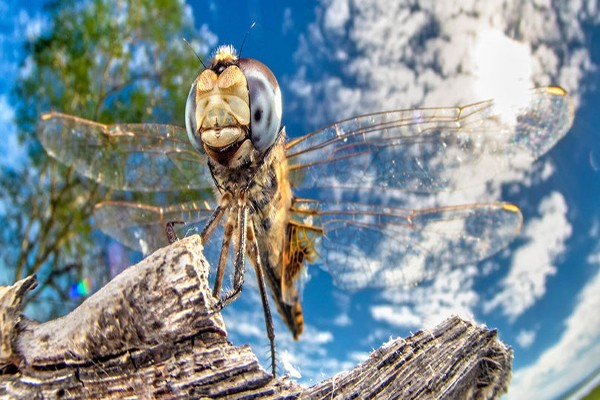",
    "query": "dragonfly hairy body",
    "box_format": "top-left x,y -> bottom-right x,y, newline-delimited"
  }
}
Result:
38,45 -> 574,376
192,123 -> 305,341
